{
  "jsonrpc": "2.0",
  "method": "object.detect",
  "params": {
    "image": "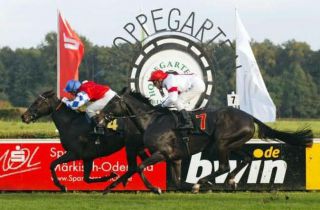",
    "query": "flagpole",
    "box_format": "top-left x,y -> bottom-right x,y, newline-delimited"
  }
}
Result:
57,9 -> 60,99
